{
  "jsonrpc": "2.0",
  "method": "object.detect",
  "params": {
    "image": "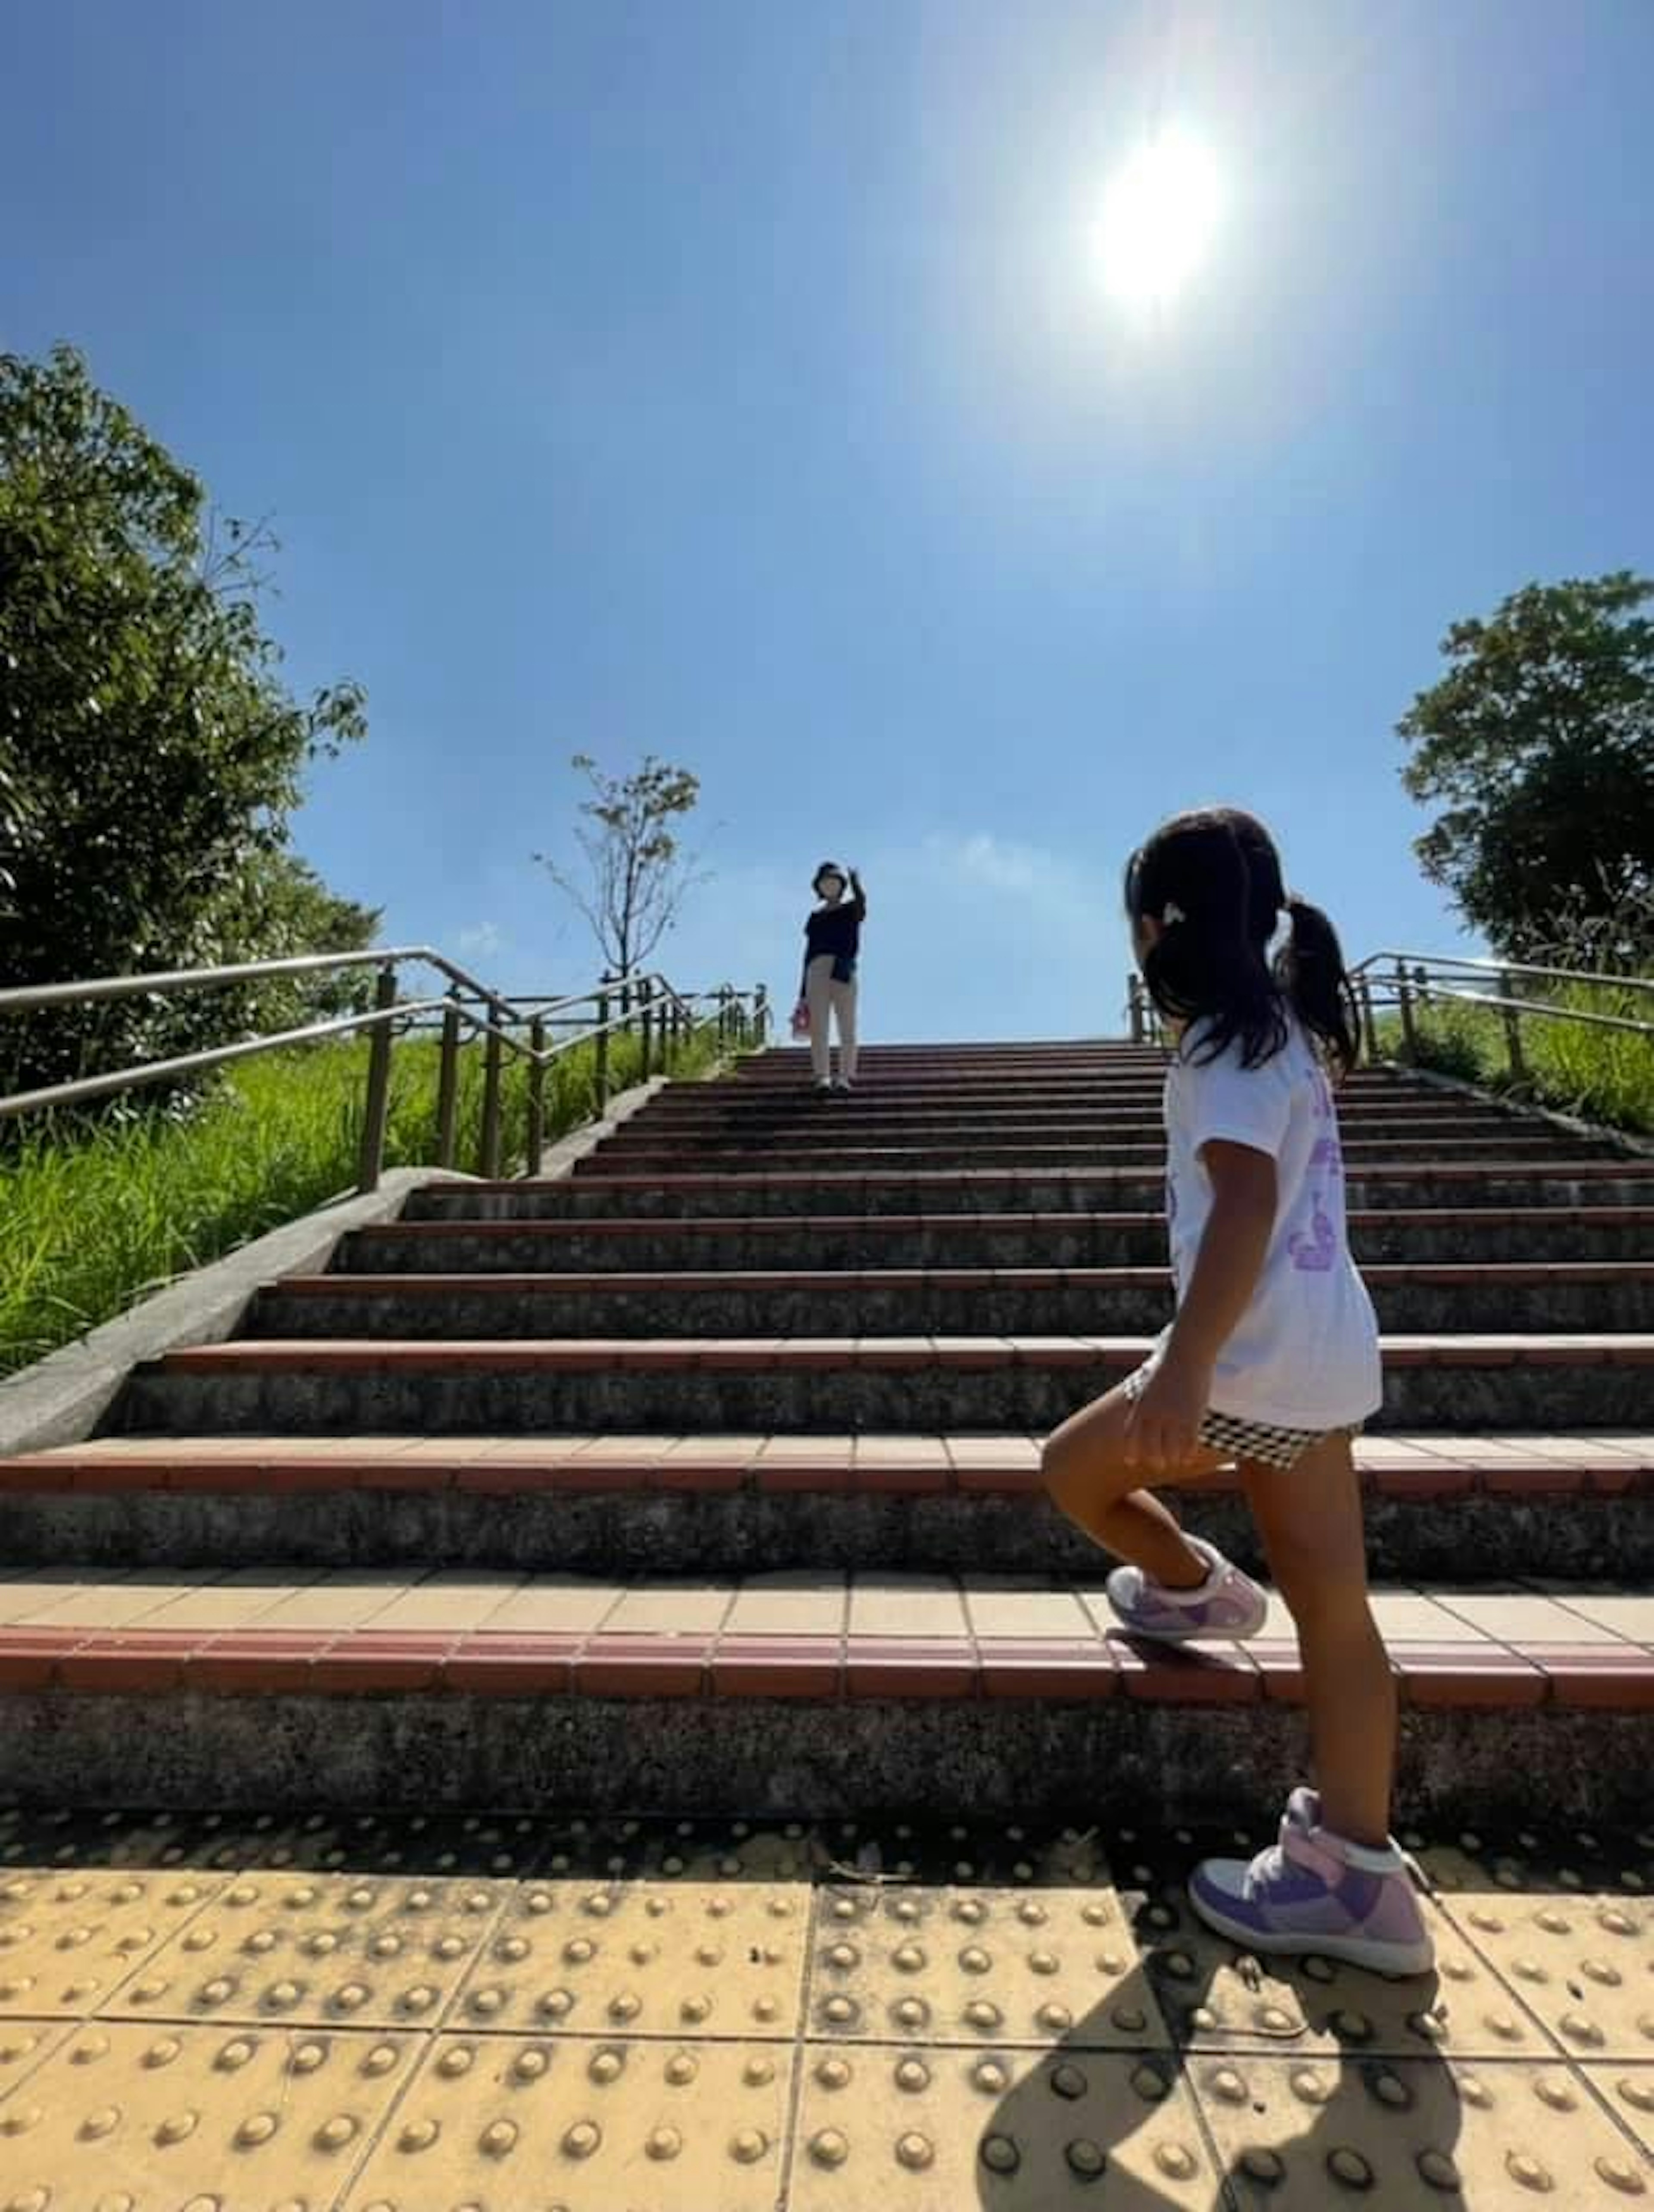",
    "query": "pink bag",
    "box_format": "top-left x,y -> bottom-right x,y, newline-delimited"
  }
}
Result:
790,998 -> 810,1040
